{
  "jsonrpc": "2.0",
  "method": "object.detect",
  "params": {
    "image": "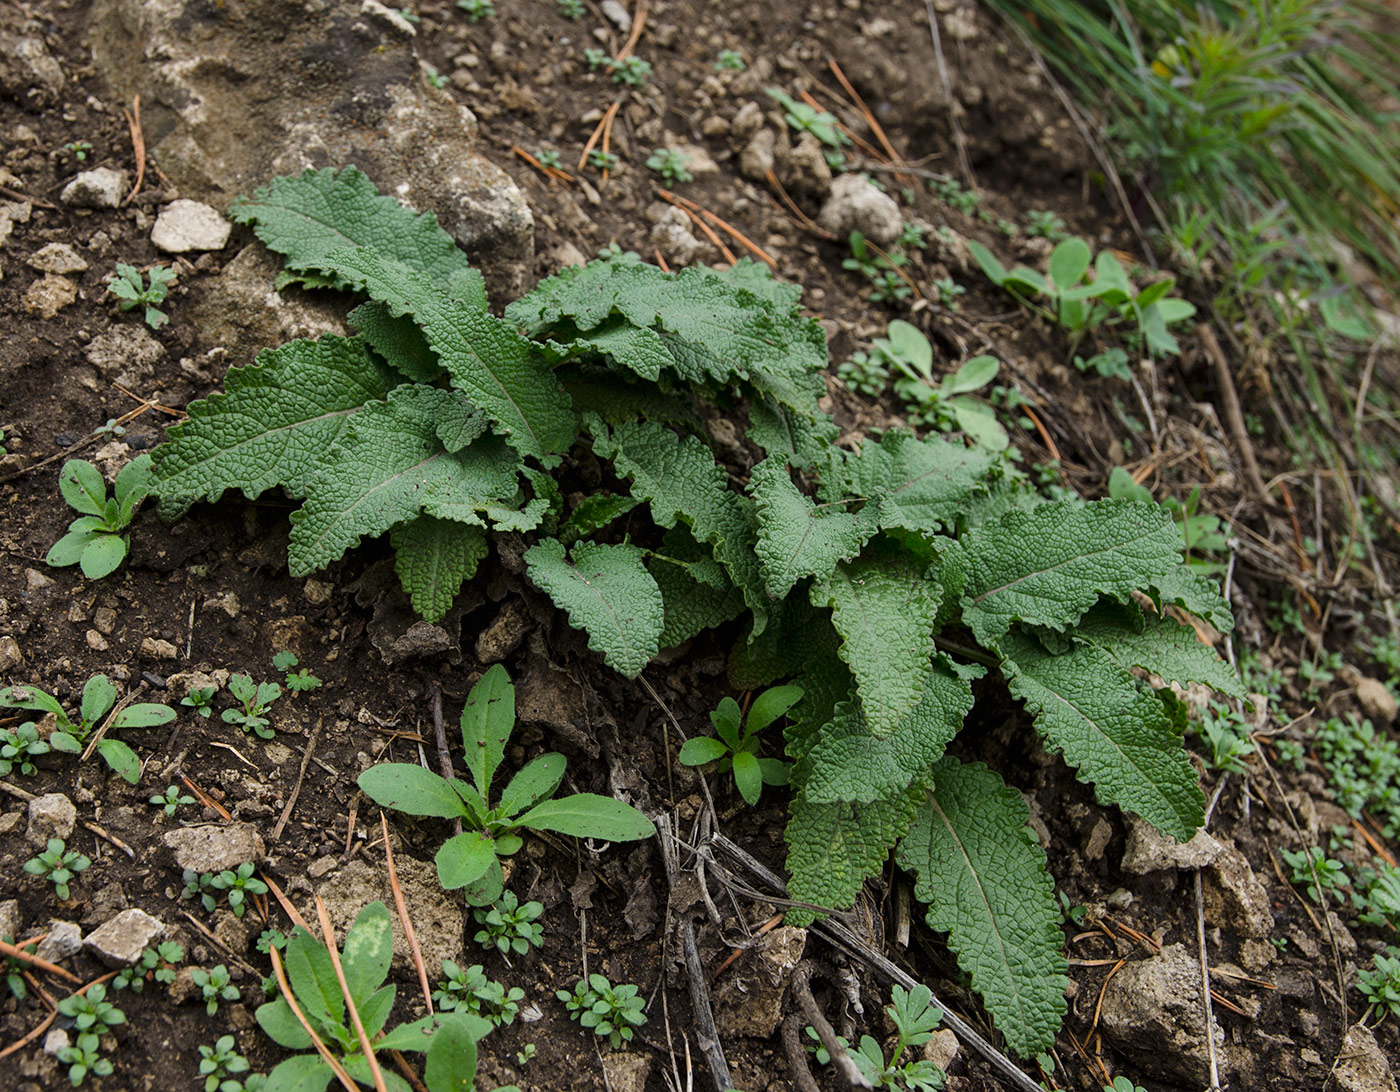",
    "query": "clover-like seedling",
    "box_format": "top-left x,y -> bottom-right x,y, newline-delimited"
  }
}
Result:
150,784 -> 196,817
222,673 -> 281,738
47,455 -> 153,580
473,890 -> 544,956
114,941 -> 183,992
0,723 -> 50,776
191,964 -> 240,1015
679,684 -> 800,807
57,1031 -> 112,1086
535,149 -> 562,169
587,149 -> 619,172
58,982 -> 126,1034
25,837 -> 91,901
433,960 -> 523,1025
558,974 -> 646,1048
714,50 -> 745,72
273,650 -> 322,692
1027,209 -> 1068,240
1280,846 -> 1349,904
645,148 -> 693,185
1102,1079 -> 1148,1092
556,0 -> 583,16
1358,953 -> 1400,1021
359,665 -> 655,902
63,140 -> 93,162
584,49 -> 652,87
181,685 -> 217,718
108,262 -> 177,329
211,862 -> 268,917
199,1034 -> 250,1092
767,88 -> 849,150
